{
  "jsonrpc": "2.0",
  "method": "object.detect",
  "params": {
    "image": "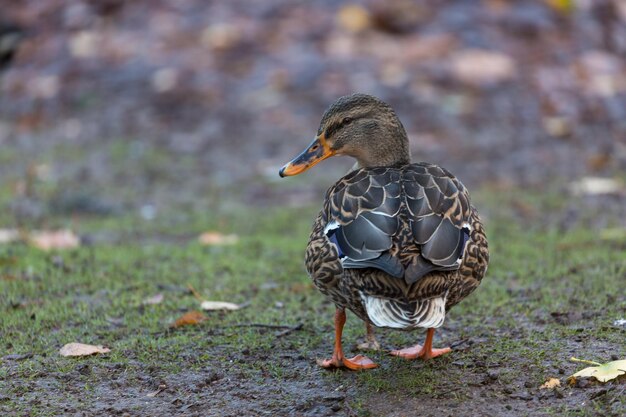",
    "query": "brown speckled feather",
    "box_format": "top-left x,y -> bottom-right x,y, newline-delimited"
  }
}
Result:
305,162 -> 489,329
